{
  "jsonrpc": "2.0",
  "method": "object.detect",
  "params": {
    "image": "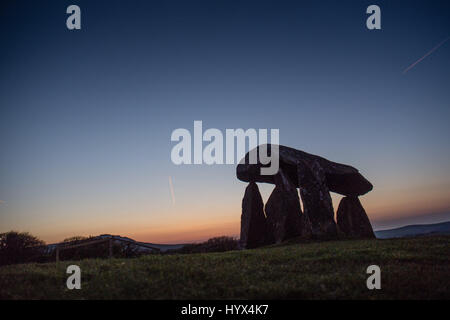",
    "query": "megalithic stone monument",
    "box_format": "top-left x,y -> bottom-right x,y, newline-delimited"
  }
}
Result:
237,145 -> 374,247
